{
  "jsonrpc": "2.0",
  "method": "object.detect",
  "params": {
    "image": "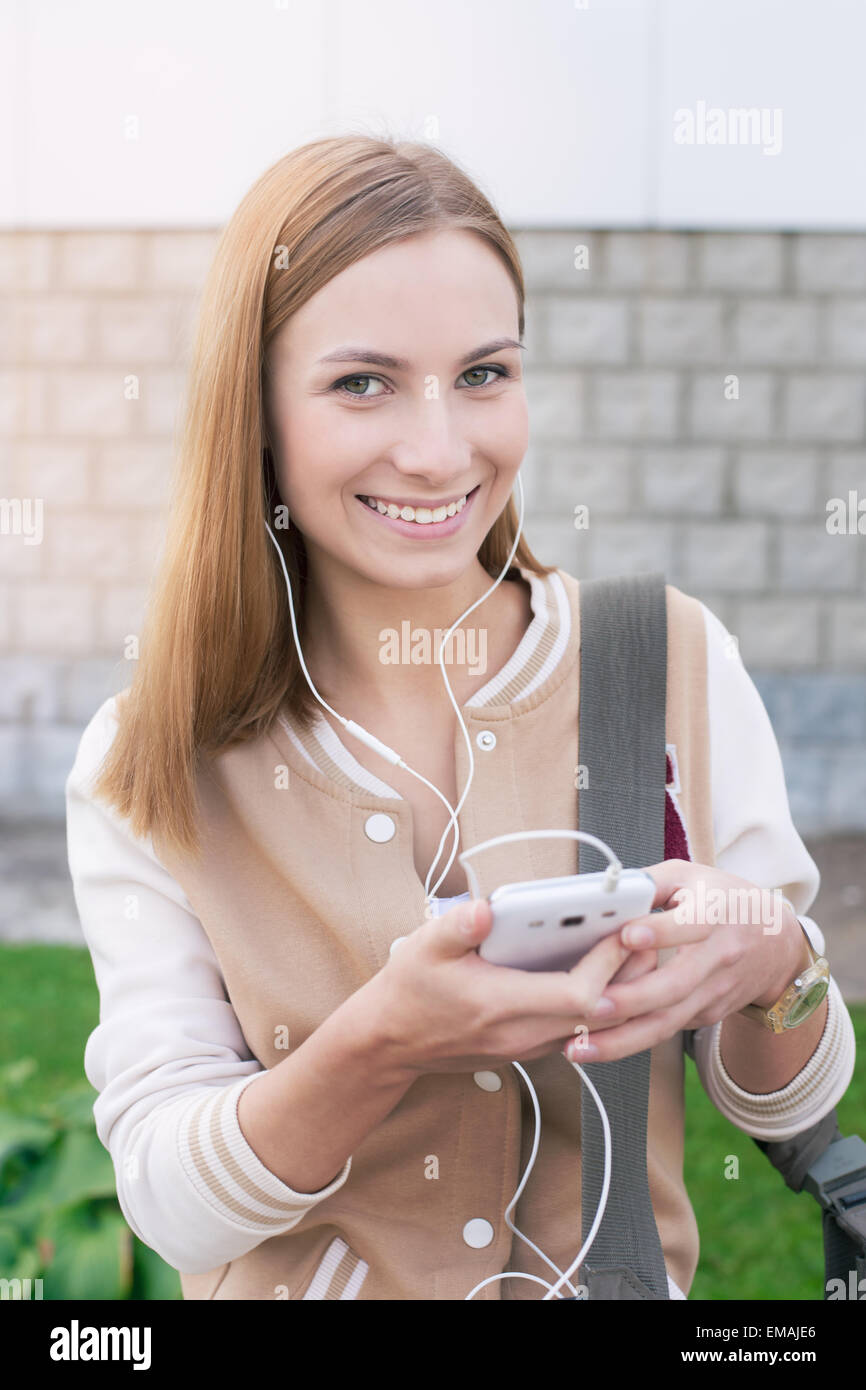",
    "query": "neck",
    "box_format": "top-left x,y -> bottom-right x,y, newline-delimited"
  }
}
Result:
299,549 -> 522,715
